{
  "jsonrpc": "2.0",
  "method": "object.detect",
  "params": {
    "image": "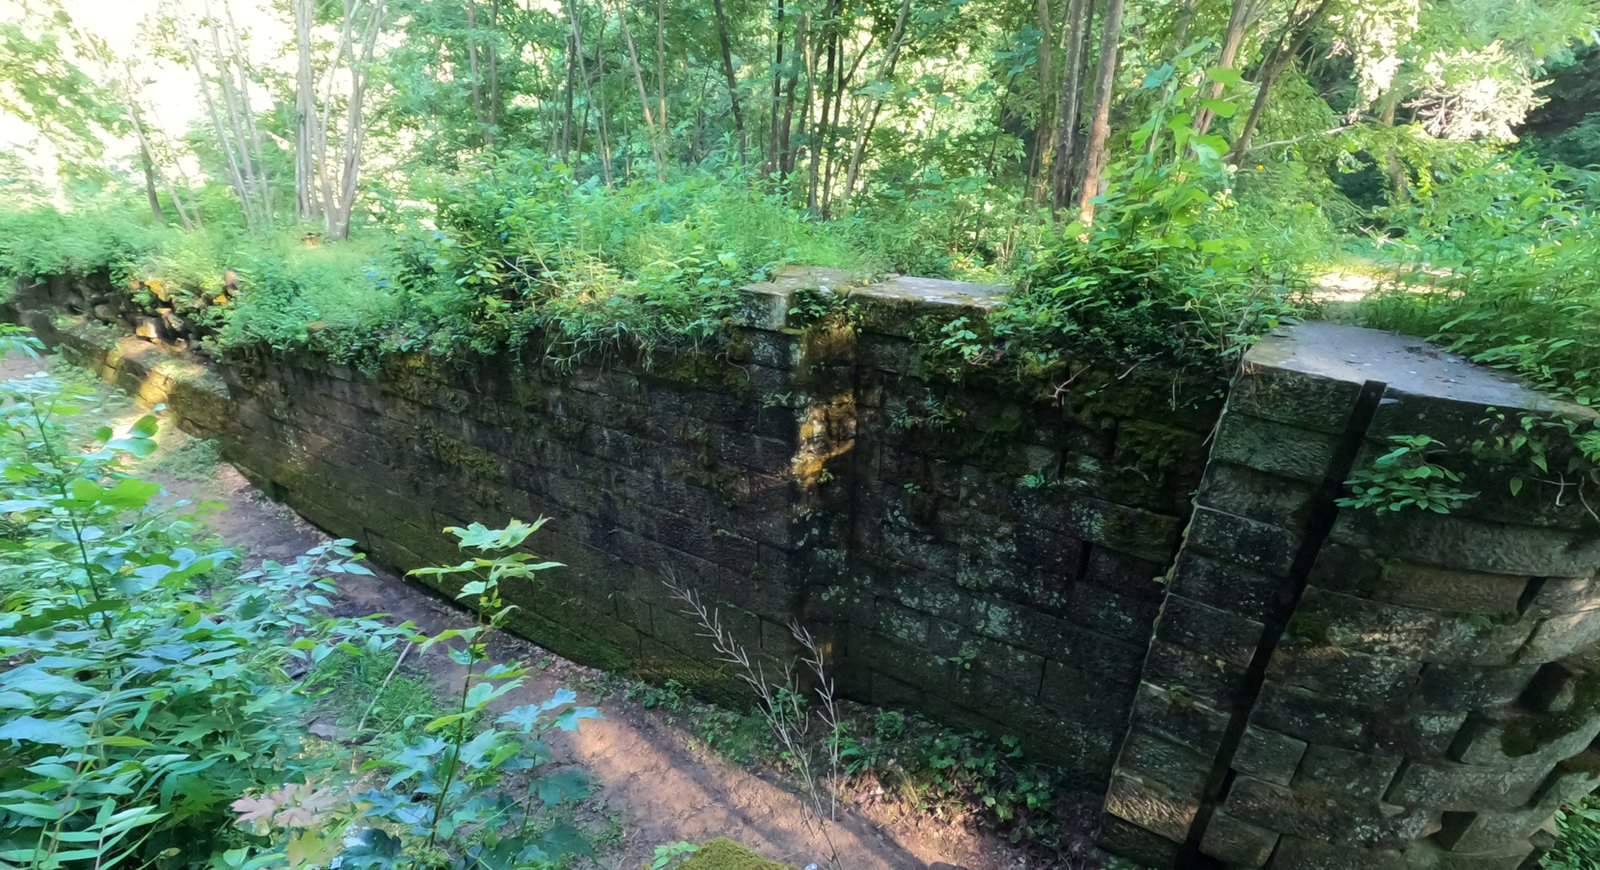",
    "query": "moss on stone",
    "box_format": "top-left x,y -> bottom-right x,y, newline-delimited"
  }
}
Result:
1500,670 -> 1600,758
679,838 -> 792,869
